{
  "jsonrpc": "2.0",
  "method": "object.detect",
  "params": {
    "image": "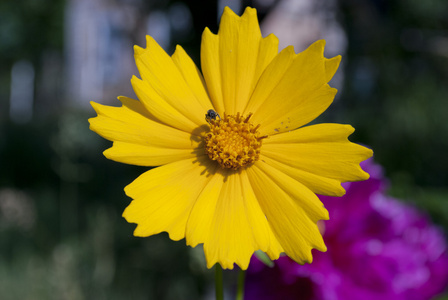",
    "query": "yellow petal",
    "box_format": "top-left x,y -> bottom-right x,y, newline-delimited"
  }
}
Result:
239,170 -> 283,261
246,40 -> 340,135
247,163 -> 327,264
260,155 -> 345,196
202,173 -> 255,270
254,161 -> 329,222
201,7 -> 279,115
252,34 -> 280,92
131,76 -> 198,133
185,171 -> 225,249
104,141 -> 198,166
171,45 -> 213,111
264,123 -> 355,144
133,36 -> 211,130
262,126 -> 373,182
263,123 -> 358,190
325,55 -> 342,83
261,85 -> 337,136
186,169 -> 283,270
201,28 -> 224,113
123,157 -> 216,241
244,45 -> 295,116
89,97 -> 199,149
